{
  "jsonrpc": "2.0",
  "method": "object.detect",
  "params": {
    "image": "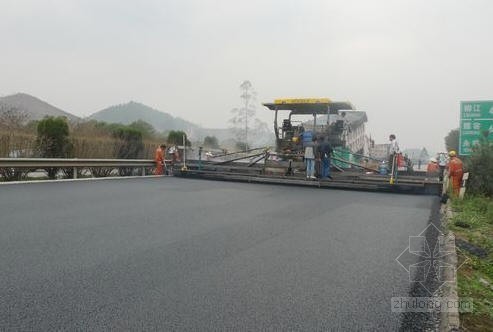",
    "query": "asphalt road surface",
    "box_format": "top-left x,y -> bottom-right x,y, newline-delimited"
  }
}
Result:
0,177 -> 438,330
